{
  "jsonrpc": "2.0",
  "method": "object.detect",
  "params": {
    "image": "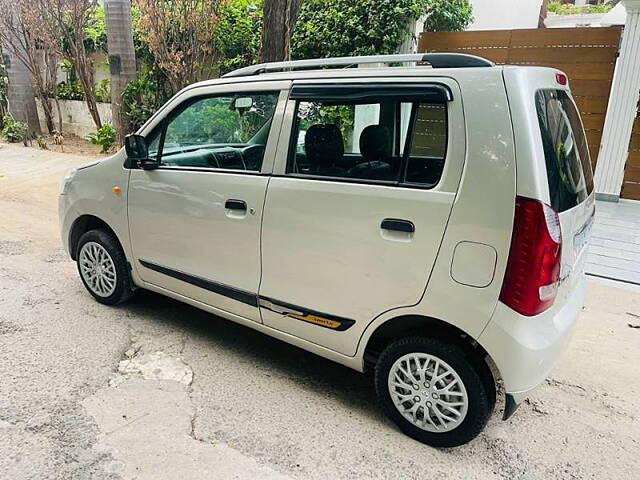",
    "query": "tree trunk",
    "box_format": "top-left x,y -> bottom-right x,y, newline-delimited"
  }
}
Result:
31,50 -> 55,133
44,48 -> 62,133
71,40 -> 101,129
38,94 -> 55,133
4,38 -> 40,134
54,96 -> 63,133
260,0 -> 302,63
538,0 -> 550,28
105,0 -> 137,145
